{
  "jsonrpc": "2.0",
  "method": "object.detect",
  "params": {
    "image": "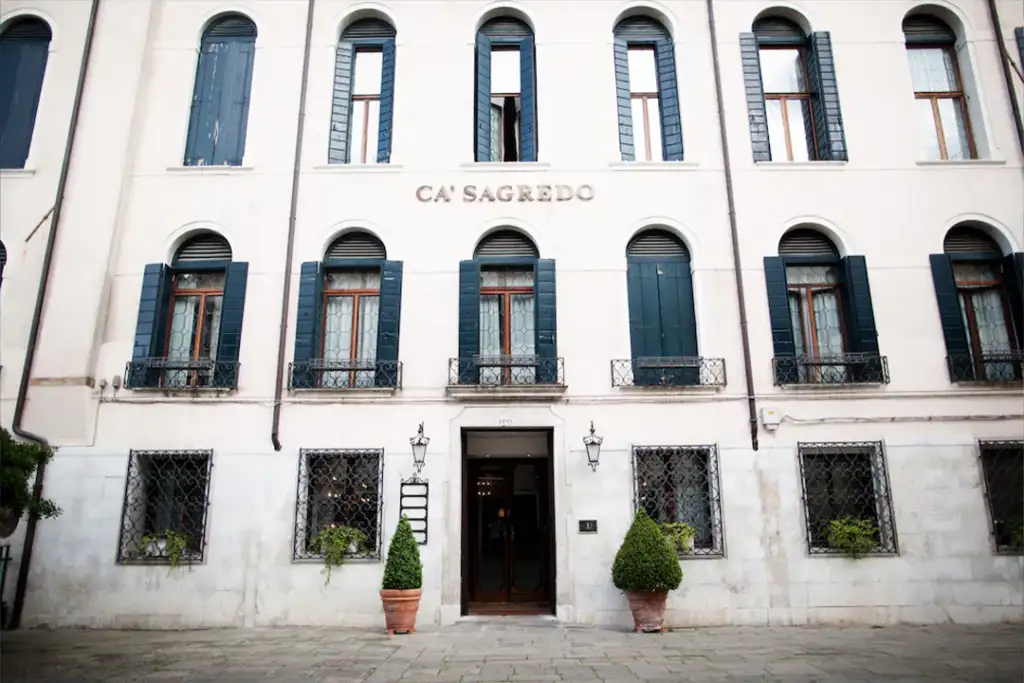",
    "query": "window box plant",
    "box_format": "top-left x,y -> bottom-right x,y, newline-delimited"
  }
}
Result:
826,517 -> 878,558
380,516 -> 423,636
660,521 -> 697,554
612,509 -> 683,633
